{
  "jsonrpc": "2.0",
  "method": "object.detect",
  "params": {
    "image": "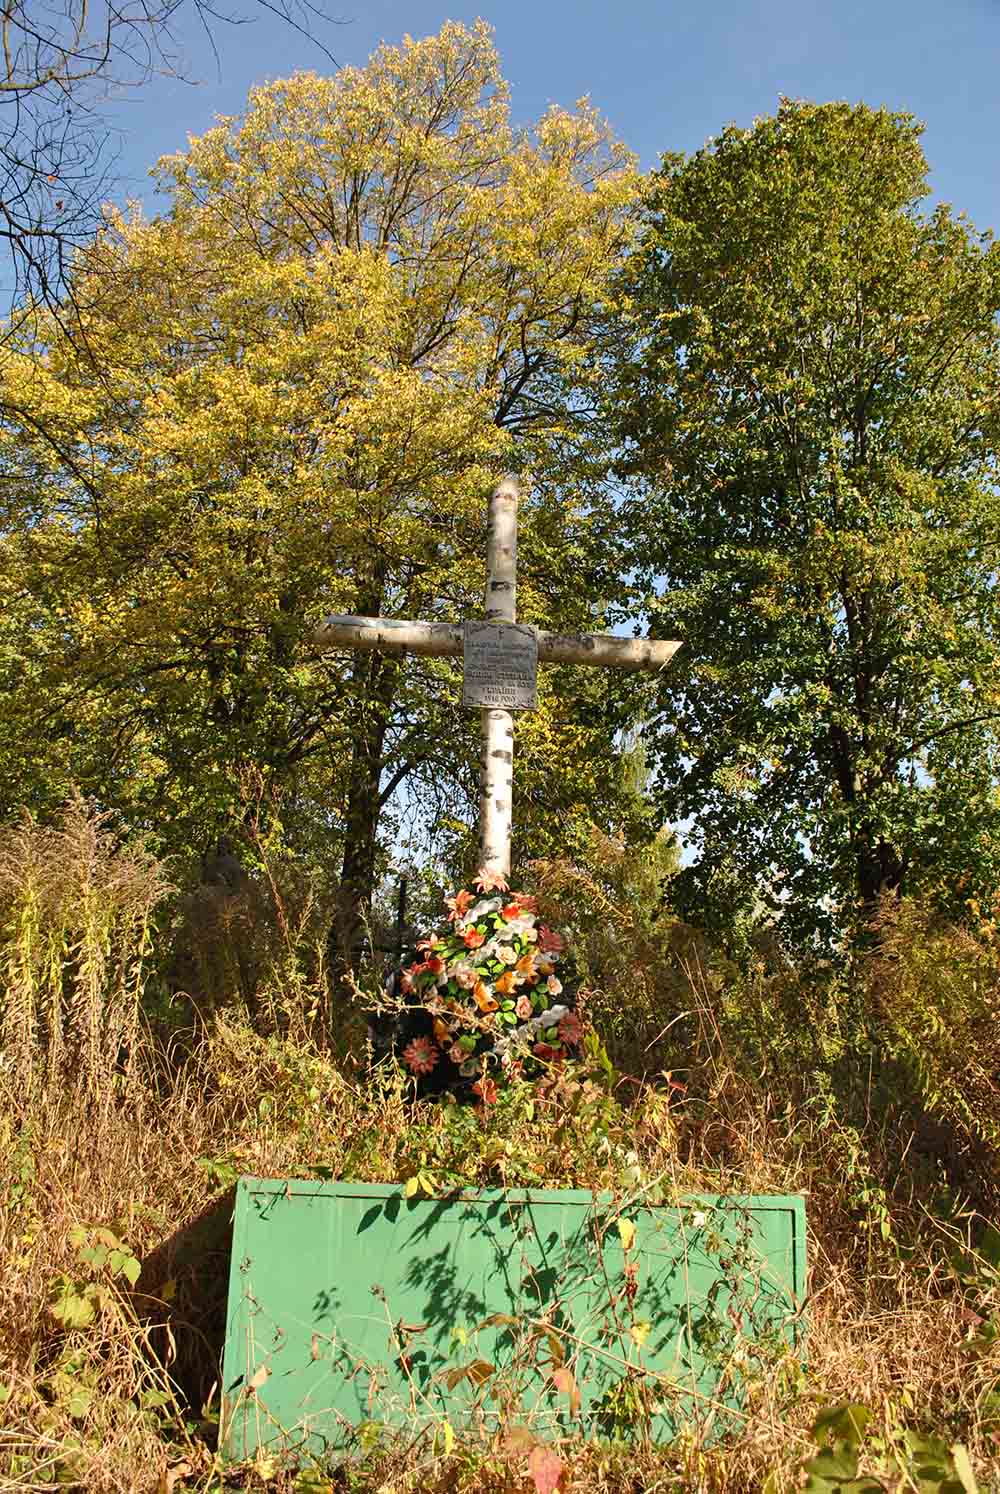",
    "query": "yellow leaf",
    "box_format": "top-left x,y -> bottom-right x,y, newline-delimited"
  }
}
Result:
617,1218 -> 636,1252
629,1319 -> 651,1348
